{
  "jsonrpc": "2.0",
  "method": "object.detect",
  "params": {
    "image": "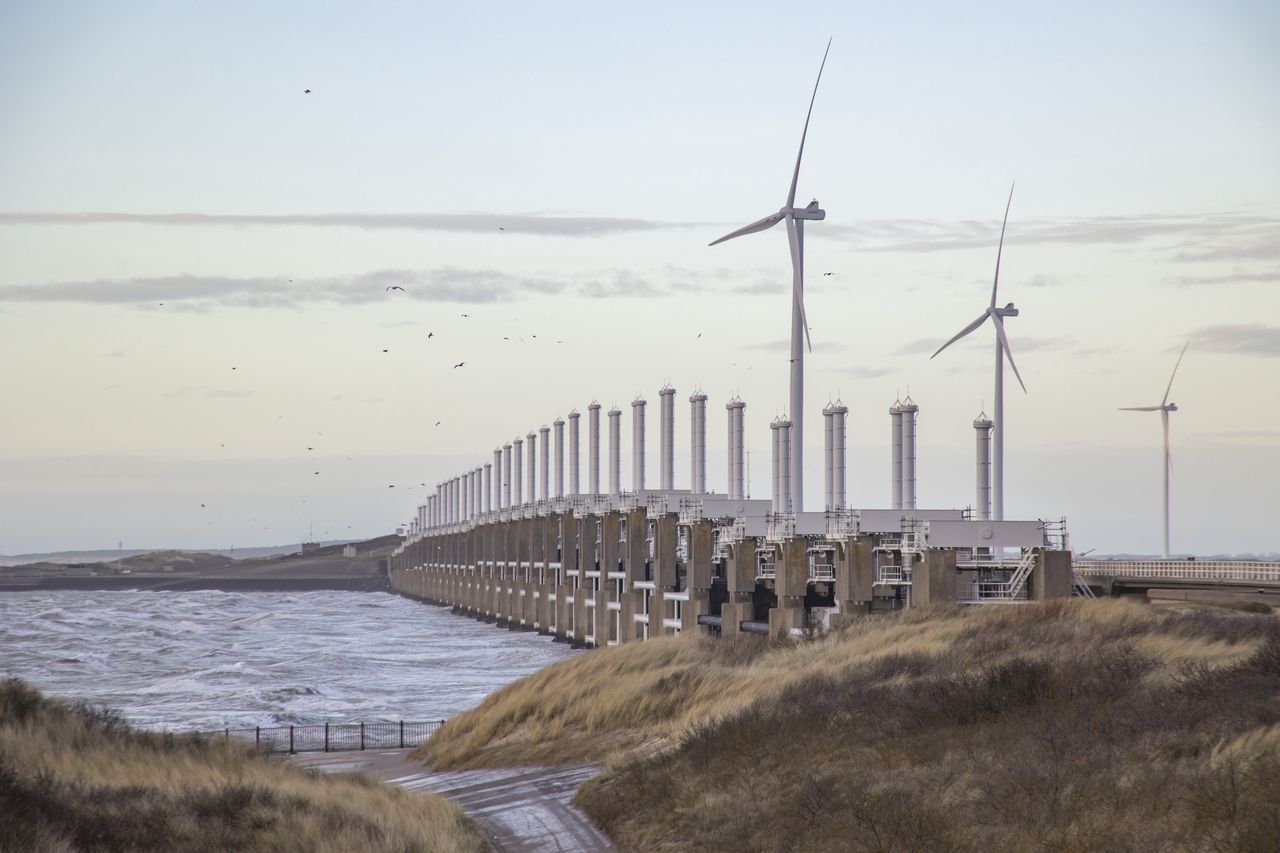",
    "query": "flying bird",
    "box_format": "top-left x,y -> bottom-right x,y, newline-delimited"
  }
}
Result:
453,362 -> 465,369
388,484 -> 396,488
385,285 -> 405,292
304,89 -> 311,94
498,226 -> 505,231
382,349 -> 389,353
314,471 -> 320,475
460,313 -> 470,318
427,332 -> 434,338
435,421 -> 441,426
200,503 -> 205,508
823,272 -> 834,276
